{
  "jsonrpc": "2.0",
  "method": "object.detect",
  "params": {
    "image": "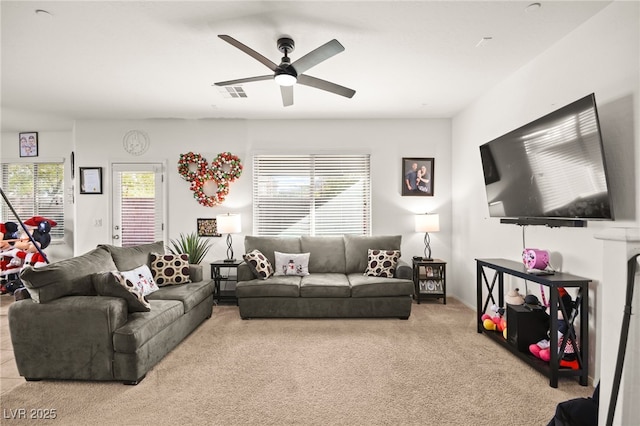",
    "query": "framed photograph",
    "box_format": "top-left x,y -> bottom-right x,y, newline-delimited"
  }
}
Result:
197,218 -> 221,237
79,167 -> 103,194
19,132 -> 38,157
402,157 -> 434,196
